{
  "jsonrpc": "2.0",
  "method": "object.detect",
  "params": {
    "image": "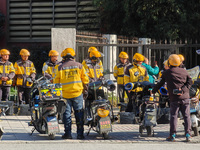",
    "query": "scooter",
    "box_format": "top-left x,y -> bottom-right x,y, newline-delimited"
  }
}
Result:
189,83 -> 200,136
125,81 -> 158,136
29,66 -> 62,140
0,104 -> 9,140
85,79 -> 116,139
